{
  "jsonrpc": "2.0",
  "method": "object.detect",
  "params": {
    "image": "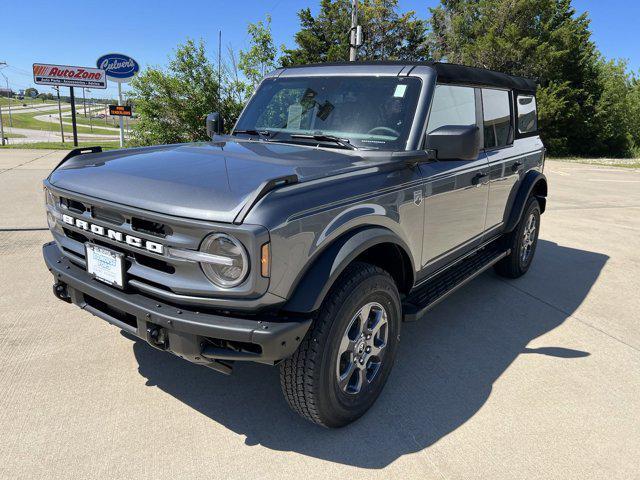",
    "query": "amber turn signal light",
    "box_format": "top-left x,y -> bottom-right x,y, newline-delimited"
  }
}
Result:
261,243 -> 271,277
